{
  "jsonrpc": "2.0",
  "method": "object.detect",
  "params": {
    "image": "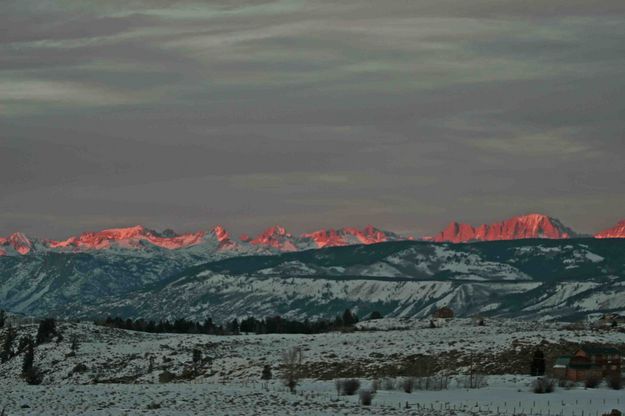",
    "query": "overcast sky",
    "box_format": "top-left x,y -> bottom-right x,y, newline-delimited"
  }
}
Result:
1,0 -> 624,239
